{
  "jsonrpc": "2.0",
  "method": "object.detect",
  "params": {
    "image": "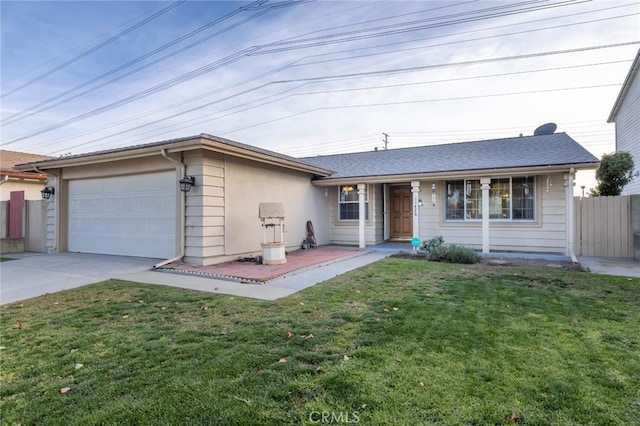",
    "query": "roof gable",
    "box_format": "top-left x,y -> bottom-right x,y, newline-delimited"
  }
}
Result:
300,132 -> 598,180
608,48 -> 640,123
